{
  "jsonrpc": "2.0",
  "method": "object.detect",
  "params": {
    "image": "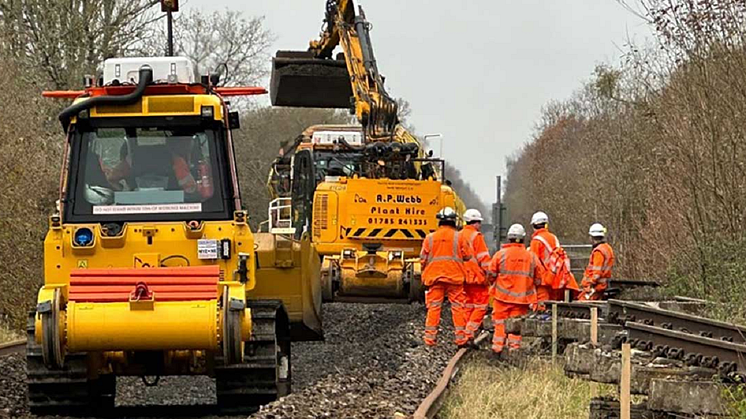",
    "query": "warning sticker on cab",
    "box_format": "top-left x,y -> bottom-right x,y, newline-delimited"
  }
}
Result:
93,203 -> 202,215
